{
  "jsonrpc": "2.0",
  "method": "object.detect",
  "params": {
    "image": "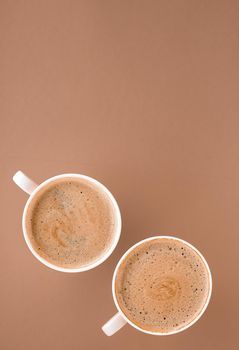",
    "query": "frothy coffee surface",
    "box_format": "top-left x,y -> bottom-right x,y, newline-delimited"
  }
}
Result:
26,178 -> 115,268
115,238 -> 210,333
